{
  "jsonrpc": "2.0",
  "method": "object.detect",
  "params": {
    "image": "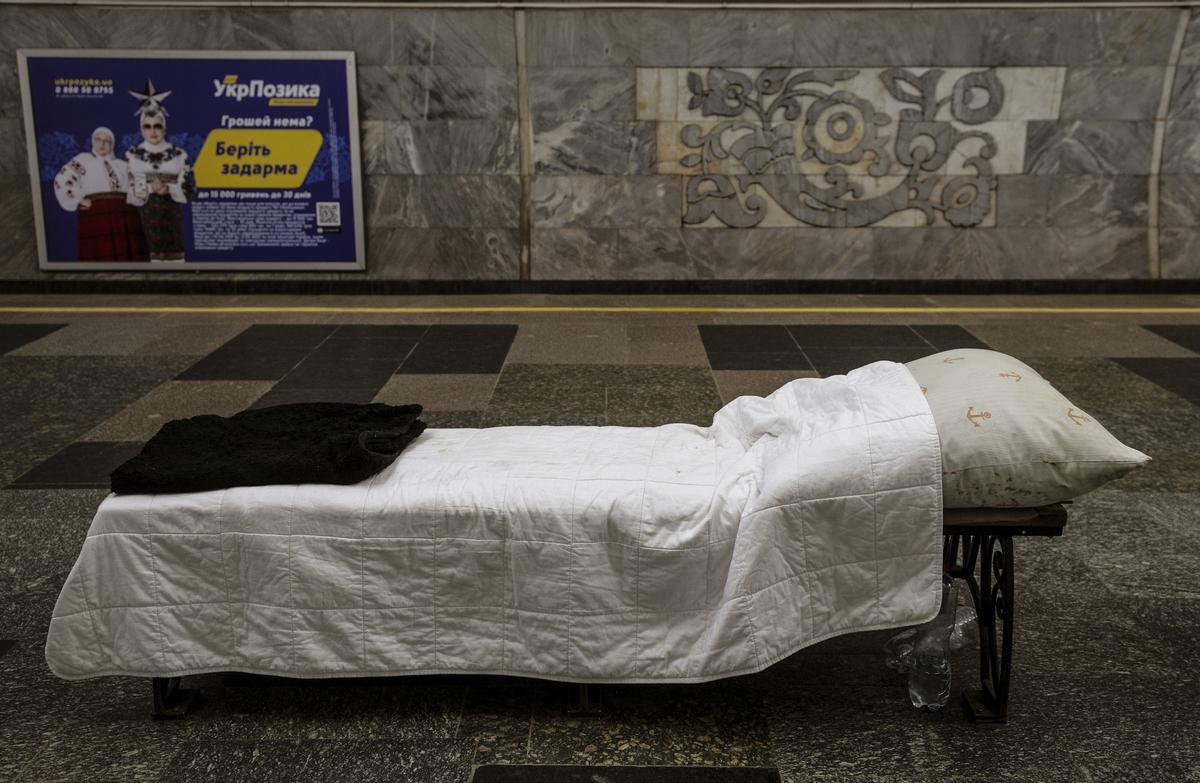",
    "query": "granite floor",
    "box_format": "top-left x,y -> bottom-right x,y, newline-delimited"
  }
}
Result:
1,294 -> 1199,783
